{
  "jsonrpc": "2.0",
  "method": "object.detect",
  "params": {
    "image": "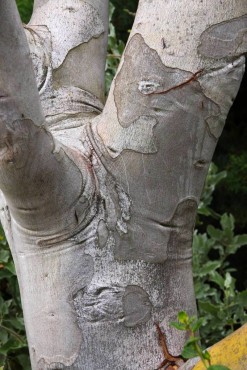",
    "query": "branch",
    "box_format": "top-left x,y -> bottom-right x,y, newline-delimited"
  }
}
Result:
0,0 -> 44,125
90,0 -> 246,266
29,0 -> 109,103
0,1 -> 96,233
